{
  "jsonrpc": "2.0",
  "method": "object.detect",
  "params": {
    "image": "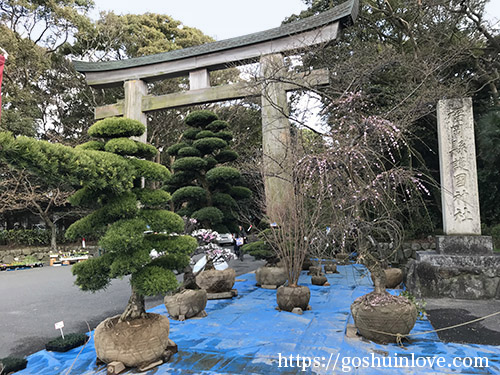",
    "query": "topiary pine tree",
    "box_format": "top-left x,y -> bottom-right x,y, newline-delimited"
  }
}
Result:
166,110 -> 251,233
0,118 -> 197,322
